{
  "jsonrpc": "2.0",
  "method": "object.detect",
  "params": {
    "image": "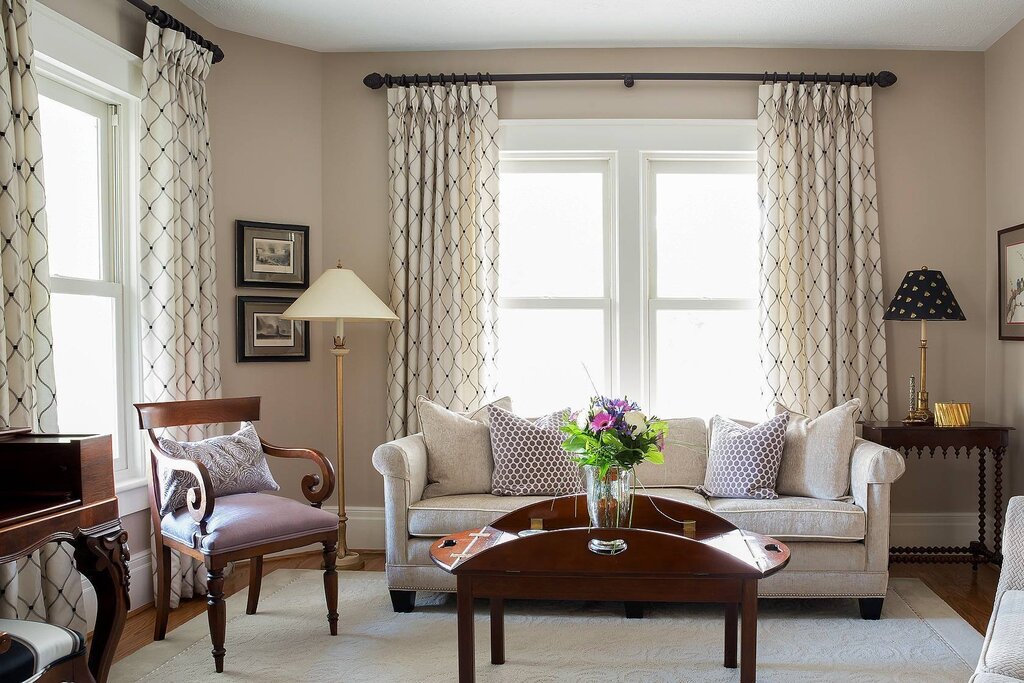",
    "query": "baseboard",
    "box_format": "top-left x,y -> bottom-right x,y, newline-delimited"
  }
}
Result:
81,549 -> 153,630
889,512 -> 986,548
